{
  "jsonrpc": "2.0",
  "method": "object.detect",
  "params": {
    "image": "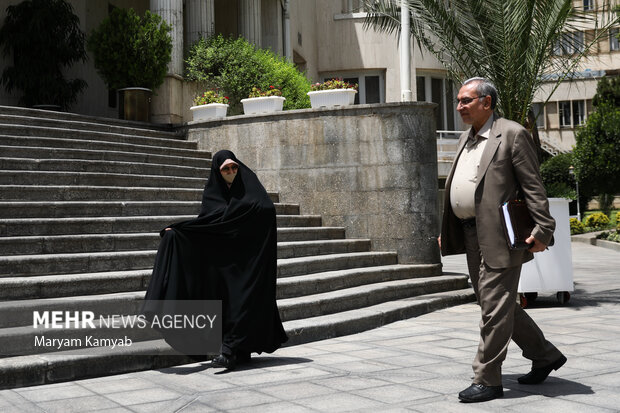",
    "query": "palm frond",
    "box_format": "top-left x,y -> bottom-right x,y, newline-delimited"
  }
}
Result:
363,0 -> 620,125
